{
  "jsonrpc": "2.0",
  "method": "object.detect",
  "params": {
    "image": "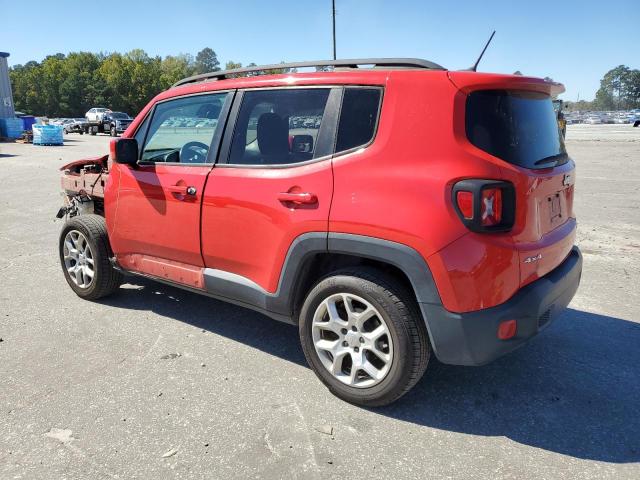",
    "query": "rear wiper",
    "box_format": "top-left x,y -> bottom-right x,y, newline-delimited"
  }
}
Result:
533,153 -> 568,167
